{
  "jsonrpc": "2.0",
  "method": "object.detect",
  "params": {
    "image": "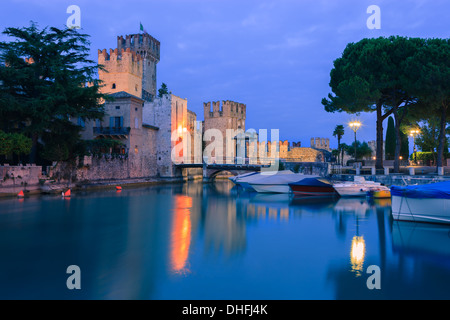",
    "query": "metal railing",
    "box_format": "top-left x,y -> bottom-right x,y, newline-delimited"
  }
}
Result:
93,127 -> 130,135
